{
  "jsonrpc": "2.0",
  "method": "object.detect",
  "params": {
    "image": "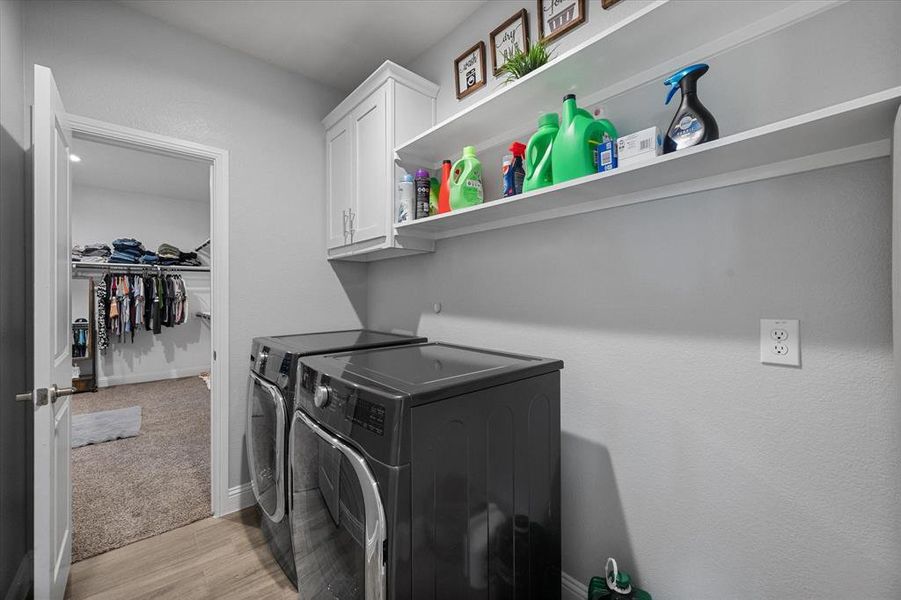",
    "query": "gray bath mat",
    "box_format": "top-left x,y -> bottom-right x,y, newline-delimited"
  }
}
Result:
72,406 -> 142,448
